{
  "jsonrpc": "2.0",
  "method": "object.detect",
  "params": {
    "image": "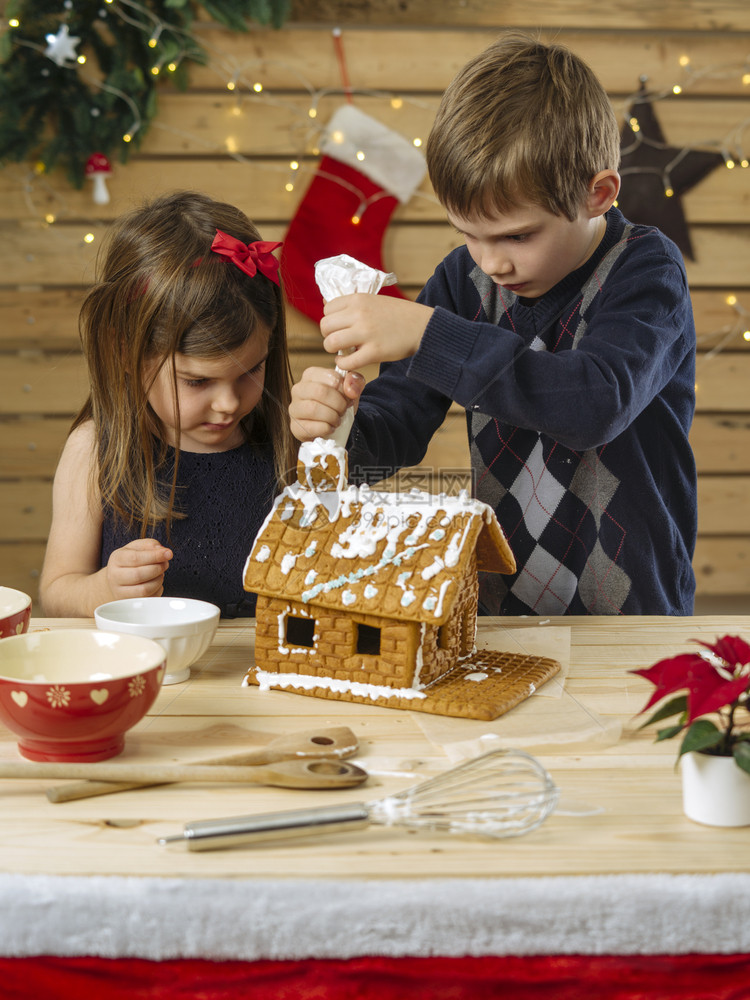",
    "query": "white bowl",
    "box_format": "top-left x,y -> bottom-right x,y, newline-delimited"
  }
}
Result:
0,629 -> 166,761
0,587 -> 32,639
94,597 -> 220,685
